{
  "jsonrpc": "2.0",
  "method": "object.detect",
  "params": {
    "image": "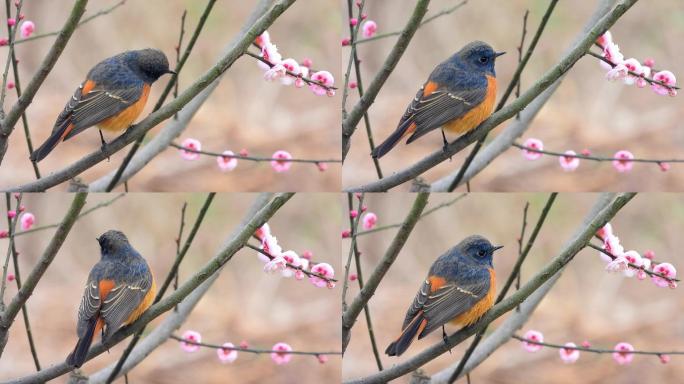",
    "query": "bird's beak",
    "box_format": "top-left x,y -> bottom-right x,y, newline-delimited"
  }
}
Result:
495,51 -> 506,57
493,245 -> 504,251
